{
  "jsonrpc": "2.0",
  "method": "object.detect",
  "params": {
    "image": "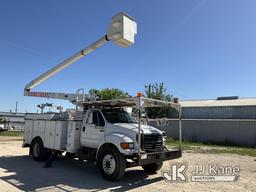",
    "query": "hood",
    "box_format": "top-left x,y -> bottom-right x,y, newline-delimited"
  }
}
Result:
111,123 -> 162,135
